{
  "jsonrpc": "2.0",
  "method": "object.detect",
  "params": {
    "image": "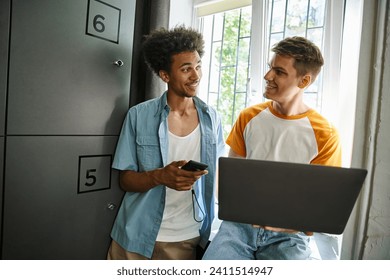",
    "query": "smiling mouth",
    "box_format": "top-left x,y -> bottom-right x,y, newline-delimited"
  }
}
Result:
265,83 -> 277,90
187,82 -> 199,88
